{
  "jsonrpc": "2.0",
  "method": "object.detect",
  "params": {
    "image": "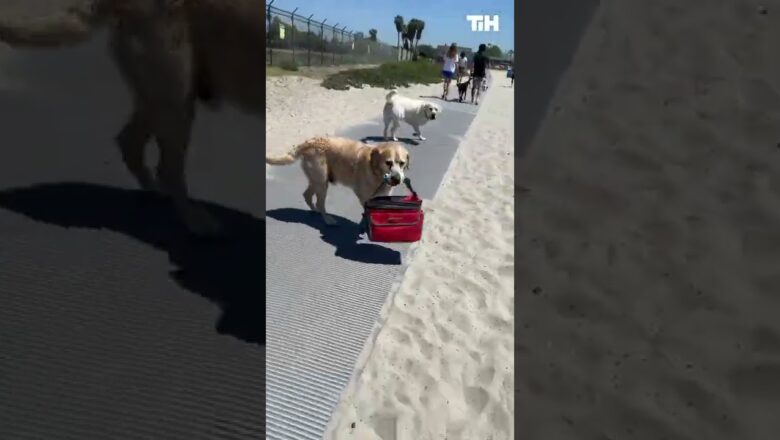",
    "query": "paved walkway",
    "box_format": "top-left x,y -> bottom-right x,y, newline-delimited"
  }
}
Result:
265,85 -> 487,439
